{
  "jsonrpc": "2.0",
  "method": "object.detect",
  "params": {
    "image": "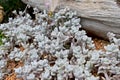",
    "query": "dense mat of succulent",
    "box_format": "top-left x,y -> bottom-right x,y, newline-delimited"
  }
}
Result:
0,7 -> 120,80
